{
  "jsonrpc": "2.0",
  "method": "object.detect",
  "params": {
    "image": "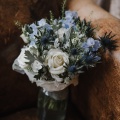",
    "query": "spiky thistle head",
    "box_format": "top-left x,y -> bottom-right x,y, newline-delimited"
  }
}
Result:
99,32 -> 118,52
